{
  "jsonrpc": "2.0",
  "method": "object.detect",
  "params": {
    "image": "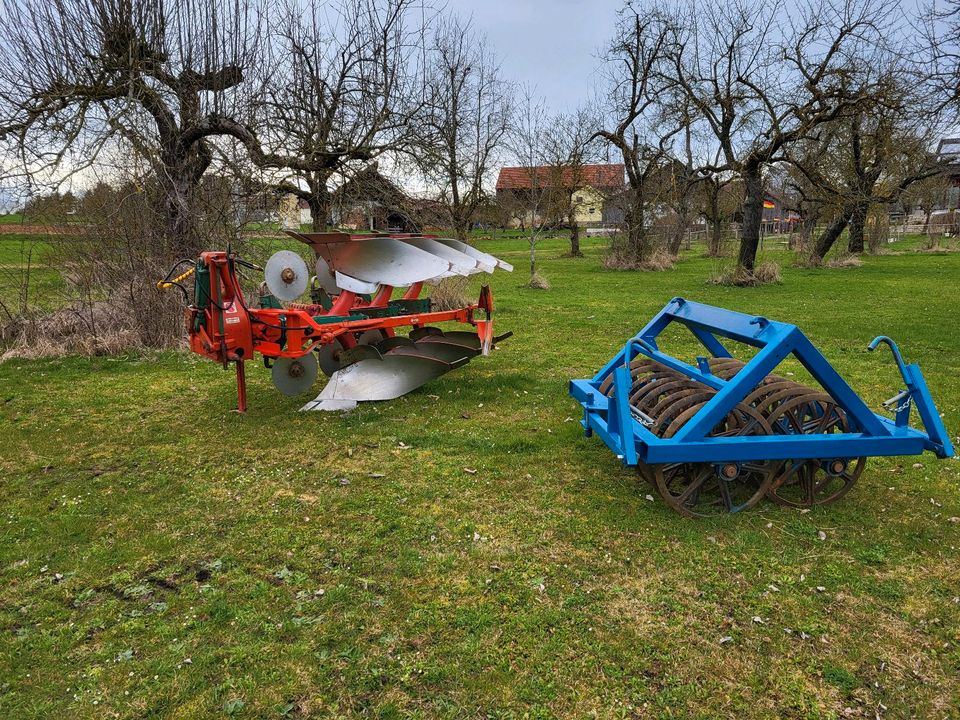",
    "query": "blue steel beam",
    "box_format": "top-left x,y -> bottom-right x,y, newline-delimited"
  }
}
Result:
670,330 -> 797,441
